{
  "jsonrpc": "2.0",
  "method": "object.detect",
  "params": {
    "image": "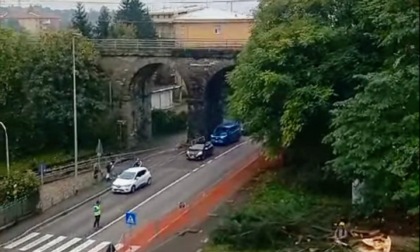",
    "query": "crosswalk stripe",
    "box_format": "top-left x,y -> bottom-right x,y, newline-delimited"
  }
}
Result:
50,238 -> 82,252
87,241 -> 110,252
4,232 -> 40,249
19,234 -> 53,251
33,236 -> 67,252
115,243 -> 124,251
68,239 -> 96,252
